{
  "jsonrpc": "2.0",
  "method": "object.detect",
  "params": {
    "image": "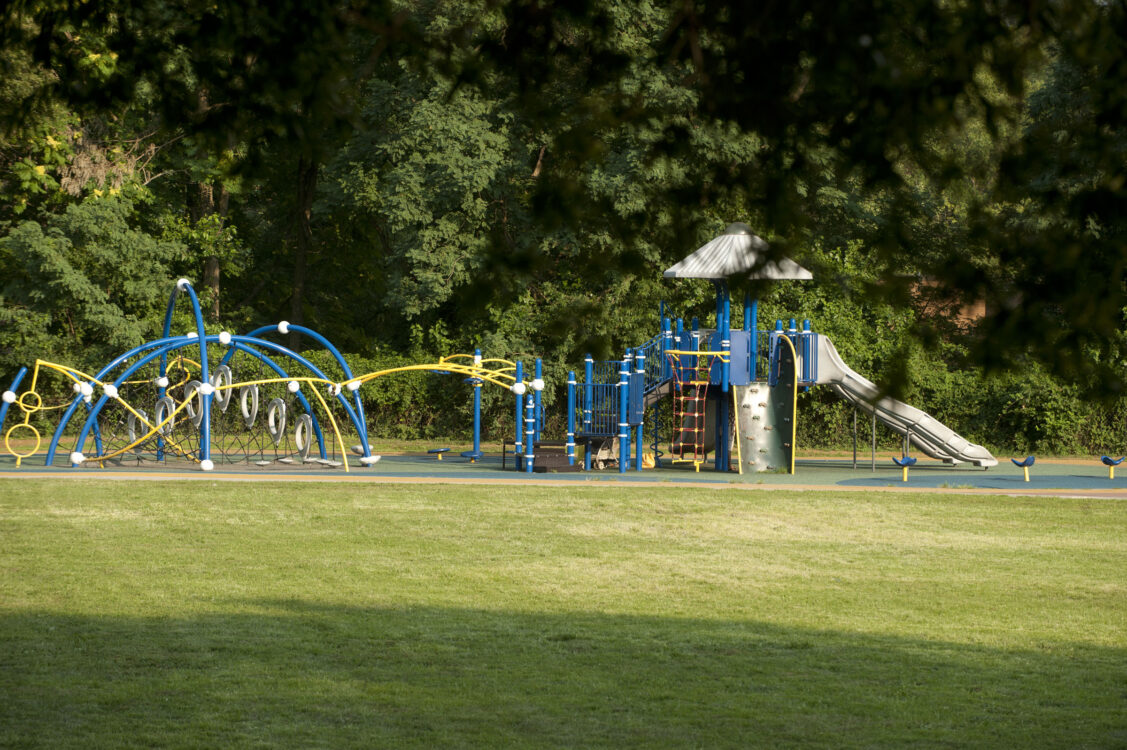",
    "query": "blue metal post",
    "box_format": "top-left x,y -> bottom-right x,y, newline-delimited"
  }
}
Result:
662,317 -> 672,381
584,355 -> 594,471
514,360 -> 524,460
566,371 -> 576,466
524,394 -> 535,473
803,319 -> 812,383
721,286 -> 731,393
618,355 -> 630,474
635,350 -> 645,470
533,358 -> 544,441
750,298 -> 759,380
